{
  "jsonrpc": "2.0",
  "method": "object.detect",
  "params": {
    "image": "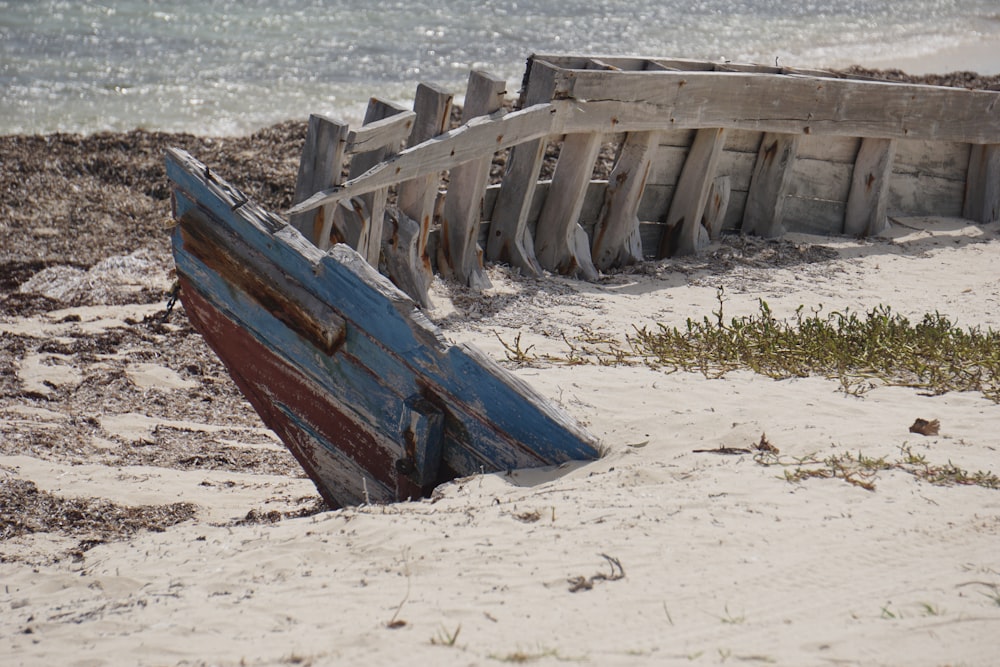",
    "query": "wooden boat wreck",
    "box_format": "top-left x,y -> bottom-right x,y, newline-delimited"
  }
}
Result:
168,54 -> 1000,506
167,148 -> 601,509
